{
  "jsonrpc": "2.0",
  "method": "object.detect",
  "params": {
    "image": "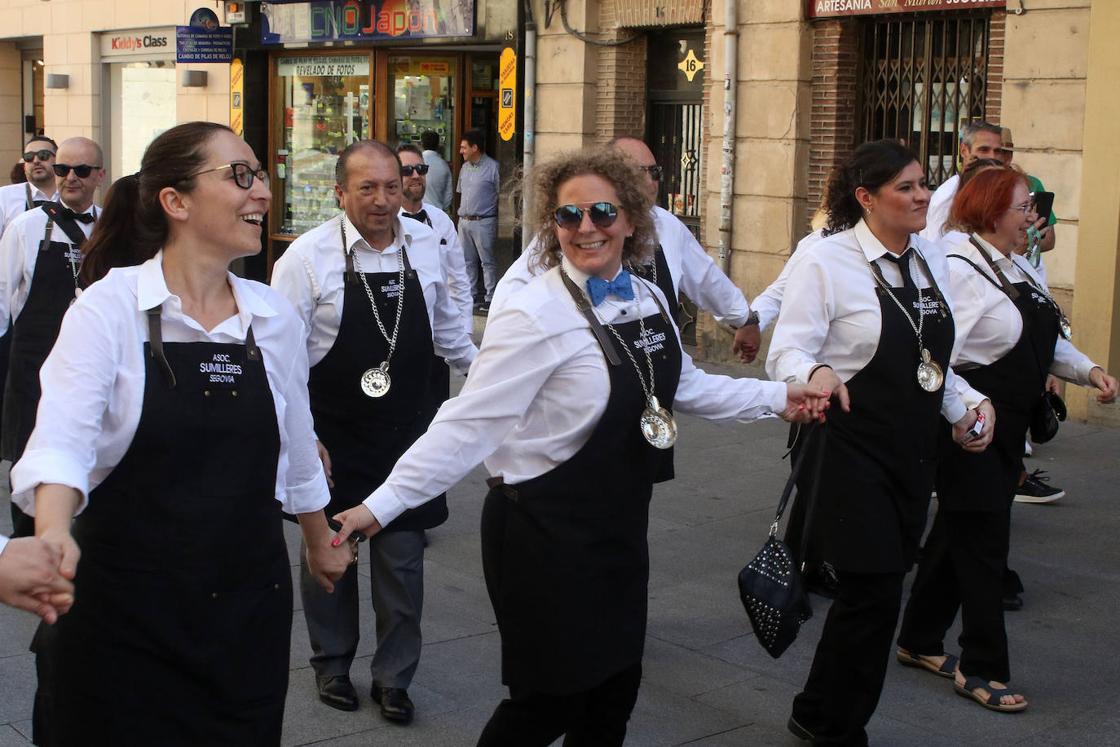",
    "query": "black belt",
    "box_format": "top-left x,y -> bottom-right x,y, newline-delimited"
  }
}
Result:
486,476 -> 519,502
460,213 -> 497,221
